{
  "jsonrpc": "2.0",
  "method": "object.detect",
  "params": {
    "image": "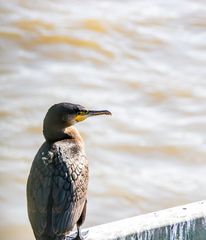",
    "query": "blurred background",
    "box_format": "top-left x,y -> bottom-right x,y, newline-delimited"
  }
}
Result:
0,0 -> 206,239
